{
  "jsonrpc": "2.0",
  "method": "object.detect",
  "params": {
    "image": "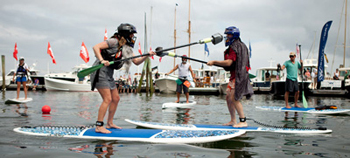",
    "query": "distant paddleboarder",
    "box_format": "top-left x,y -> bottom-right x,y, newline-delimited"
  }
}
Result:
12,57 -> 30,99
90,23 -> 155,134
207,26 -> 253,127
165,55 -> 196,103
279,52 -> 303,109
